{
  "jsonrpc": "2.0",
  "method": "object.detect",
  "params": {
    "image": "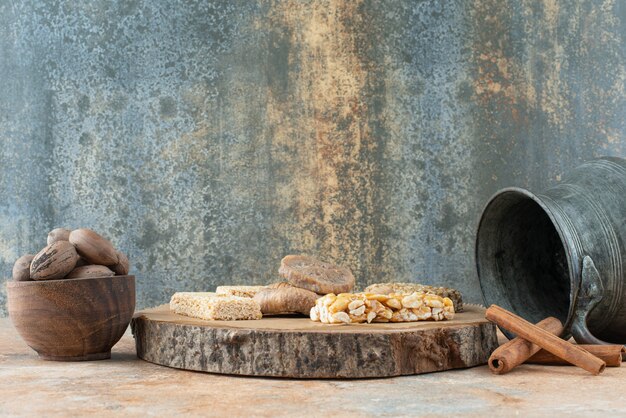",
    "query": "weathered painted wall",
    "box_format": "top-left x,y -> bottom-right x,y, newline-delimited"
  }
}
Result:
0,0 -> 624,314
